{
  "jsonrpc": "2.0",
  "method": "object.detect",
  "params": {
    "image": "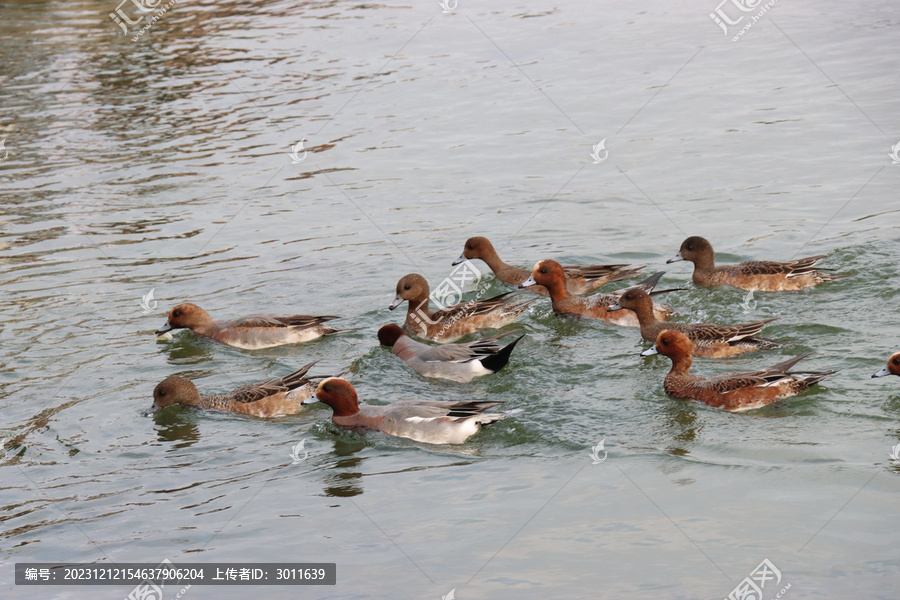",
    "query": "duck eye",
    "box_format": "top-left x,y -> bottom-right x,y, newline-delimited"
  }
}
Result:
466,244 -> 472,250
403,284 -> 411,291
540,267 -> 547,274
159,390 -> 166,396
173,309 -> 181,317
